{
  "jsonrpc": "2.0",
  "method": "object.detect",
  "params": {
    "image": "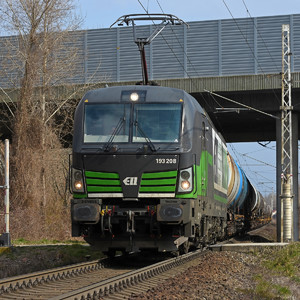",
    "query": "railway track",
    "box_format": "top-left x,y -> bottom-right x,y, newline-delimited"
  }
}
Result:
0,256 -> 134,299
0,249 -> 204,299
